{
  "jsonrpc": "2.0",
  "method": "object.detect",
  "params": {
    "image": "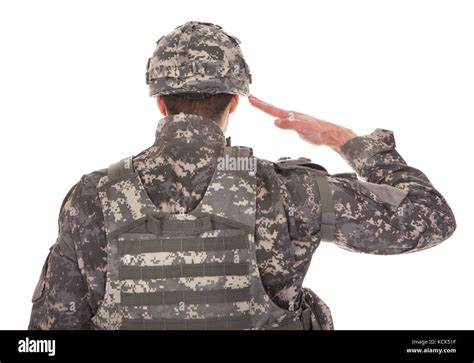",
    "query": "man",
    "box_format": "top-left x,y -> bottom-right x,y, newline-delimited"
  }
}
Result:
29,21 -> 456,330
